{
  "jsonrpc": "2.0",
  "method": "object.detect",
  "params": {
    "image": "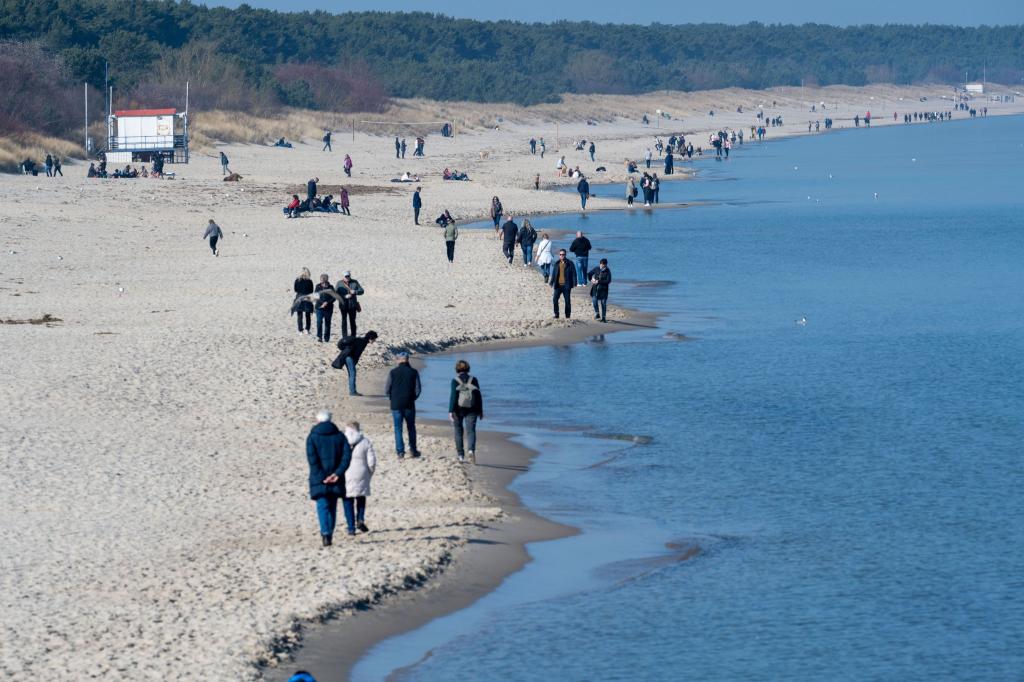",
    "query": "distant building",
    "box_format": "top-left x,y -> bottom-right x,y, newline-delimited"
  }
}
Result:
966,82 -> 985,95
105,108 -> 189,164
